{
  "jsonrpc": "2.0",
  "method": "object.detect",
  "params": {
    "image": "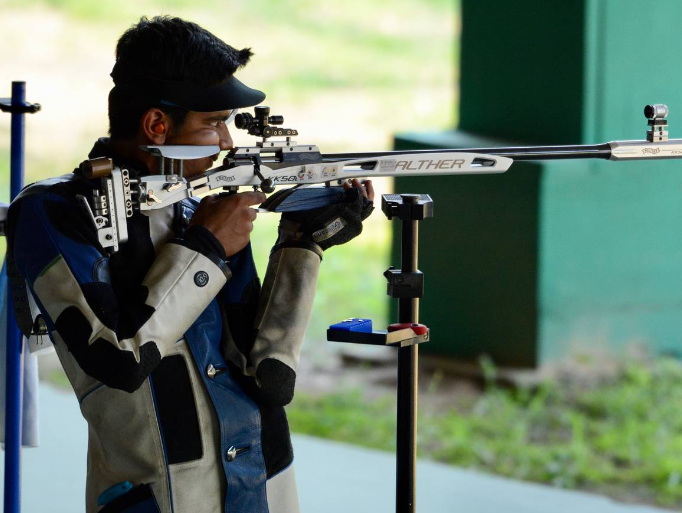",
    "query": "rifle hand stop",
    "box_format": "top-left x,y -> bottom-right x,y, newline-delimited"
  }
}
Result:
327,318 -> 430,348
